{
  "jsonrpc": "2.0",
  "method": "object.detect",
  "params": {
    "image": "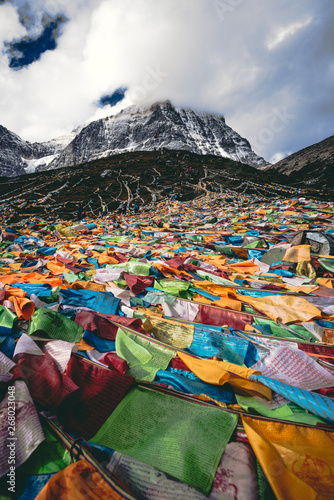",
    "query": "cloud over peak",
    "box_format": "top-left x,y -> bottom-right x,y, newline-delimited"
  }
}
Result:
0,0 -> 333,163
